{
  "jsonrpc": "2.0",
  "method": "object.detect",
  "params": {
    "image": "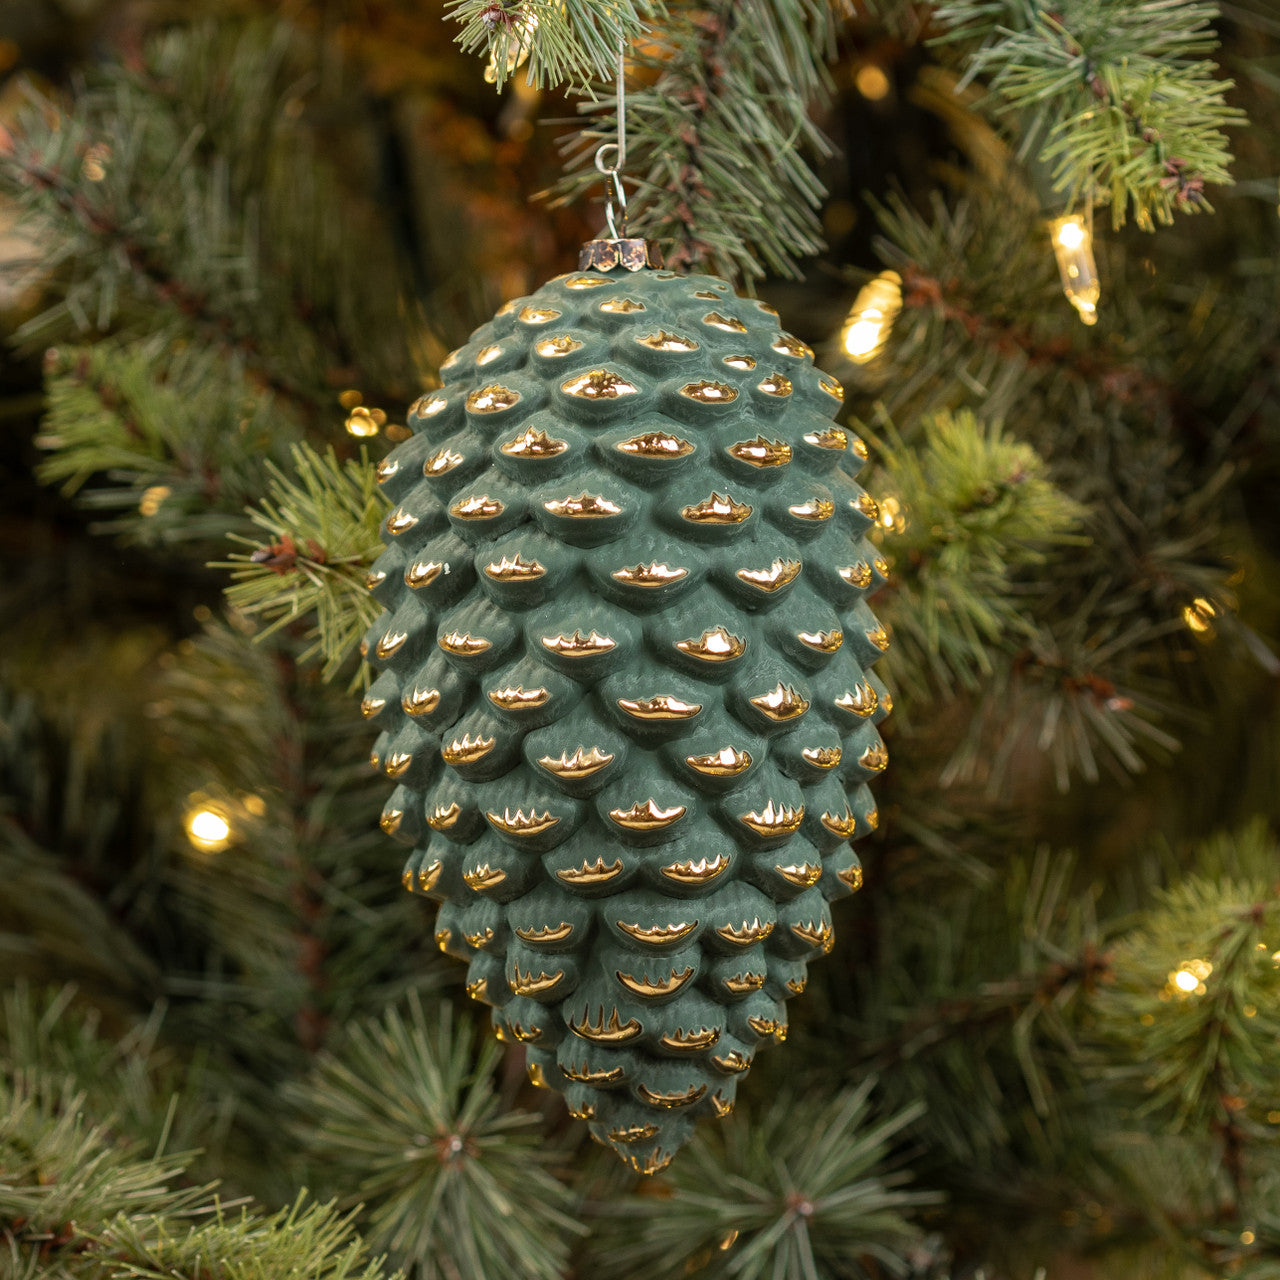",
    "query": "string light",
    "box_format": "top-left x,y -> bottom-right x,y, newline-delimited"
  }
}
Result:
842,270 -> 902,362
1167,958 -> 1212,997
854,64 -> 891,101
345,405 -> 386,438
1049,215 -> 1100,325
877,494 -> 908,535
1182,597 -> 1217,634
186,803 -> 232,853
139,484 -> 171,517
